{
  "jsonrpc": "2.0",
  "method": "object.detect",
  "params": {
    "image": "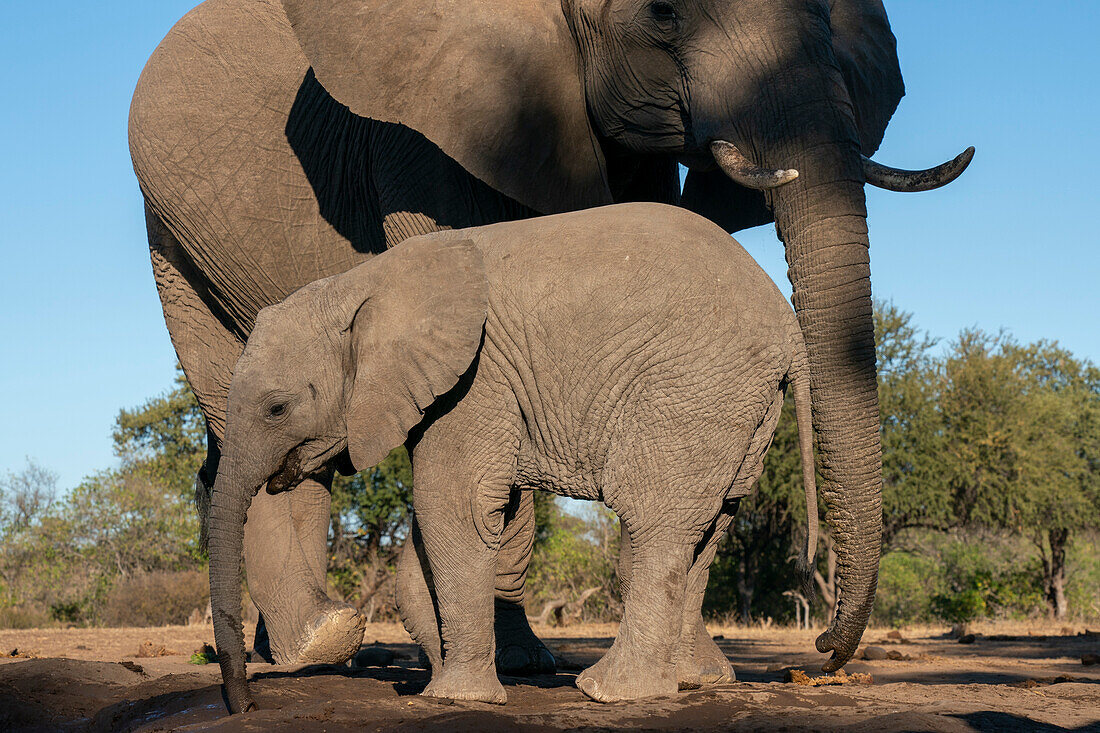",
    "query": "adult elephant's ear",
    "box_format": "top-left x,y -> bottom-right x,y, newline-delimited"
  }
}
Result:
827,0 -> 905,157
681,0 -> 905,234
281,0 -> 612,215
337,237 -> 488,471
